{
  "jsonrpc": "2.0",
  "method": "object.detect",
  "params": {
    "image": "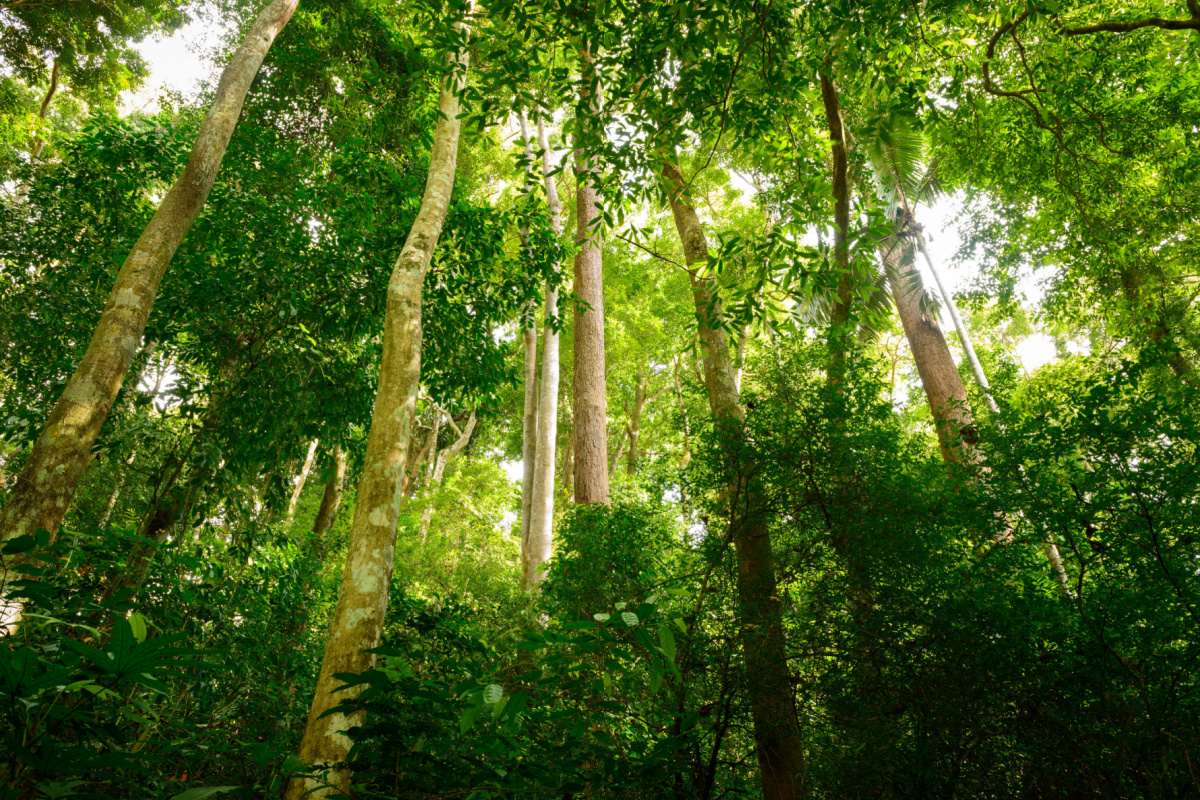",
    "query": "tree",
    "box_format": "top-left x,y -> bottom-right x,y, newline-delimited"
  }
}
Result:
288,7 -> 473,794
0,0 -> 299,581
